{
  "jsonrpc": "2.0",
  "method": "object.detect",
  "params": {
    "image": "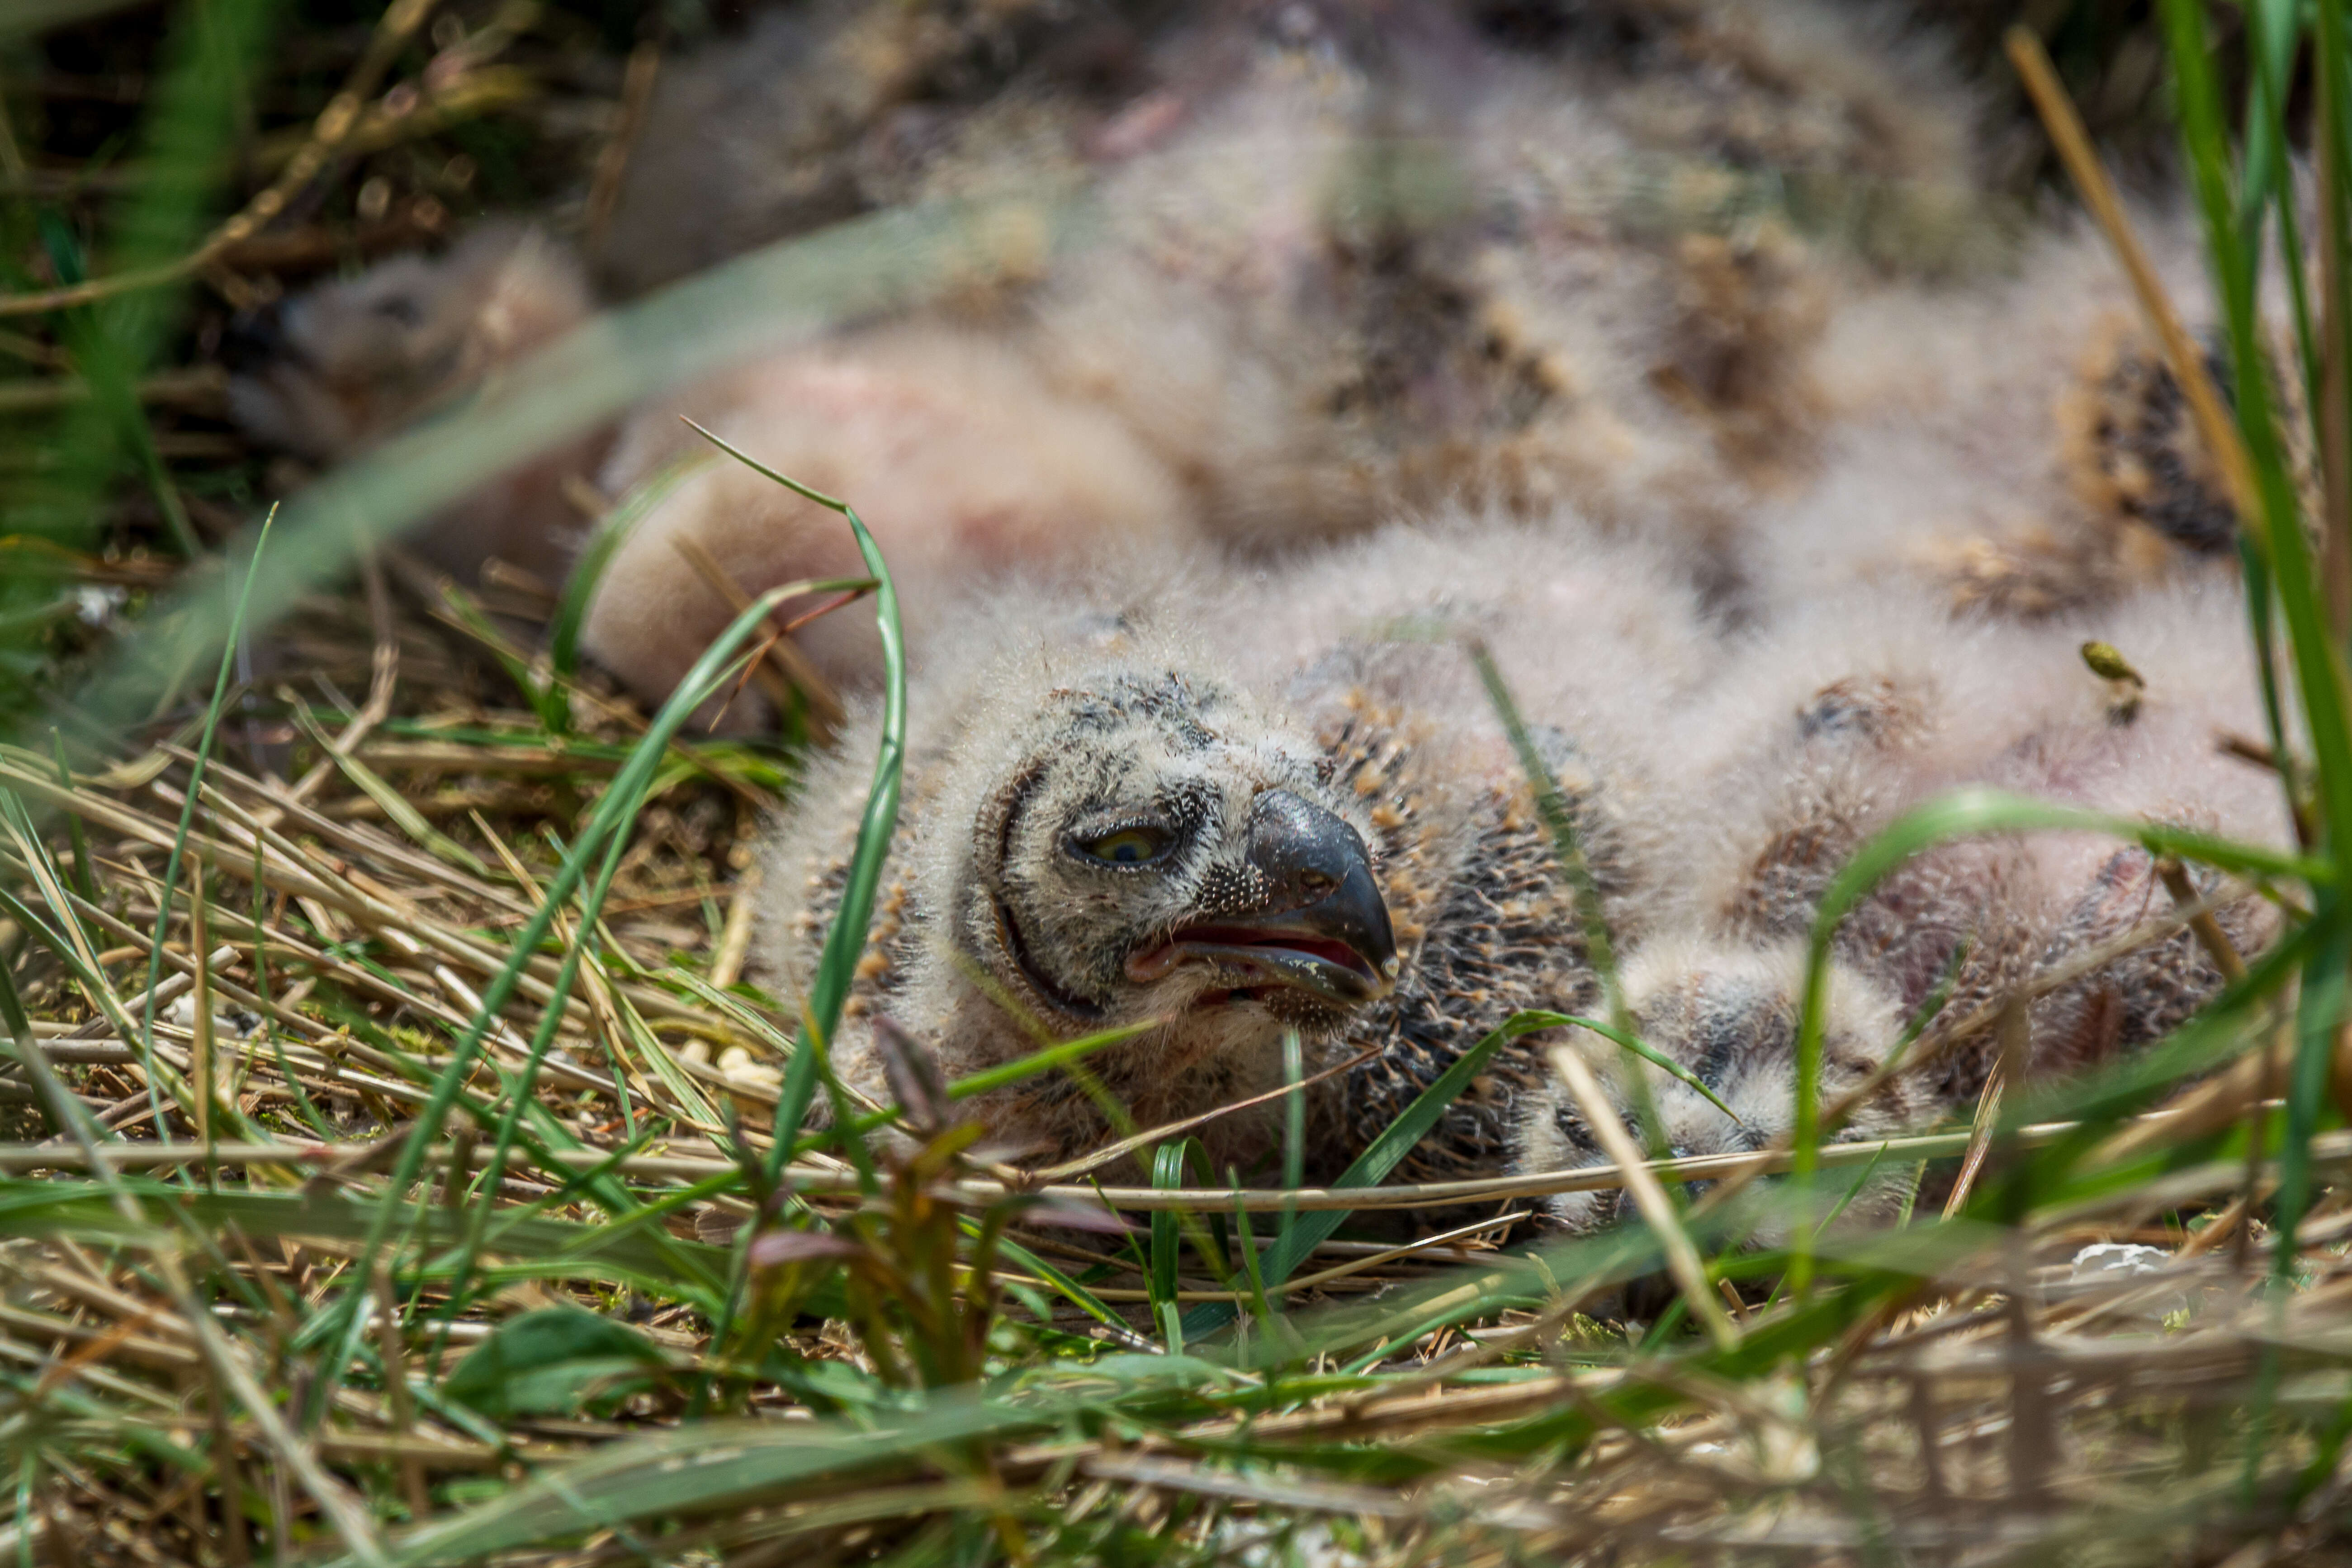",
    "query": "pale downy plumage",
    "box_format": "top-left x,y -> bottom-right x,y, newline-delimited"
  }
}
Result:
229,241 -> 1206,717
587,0 -> 1108,297
1514,937 -> 1927,1234
1665,577 -> 2287,1034
999,0 -> 1998,558
580,325 -> 1193,726
1725,212 -> 2246,620
759,514 -> 2290,1221
602,0 -> 2001,567
225,224 -> 601,587
756,517 -> 1718,1180
1512,575 -> 2292,1230
229,0 -> 2251,765
237,0 -> 2015,711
